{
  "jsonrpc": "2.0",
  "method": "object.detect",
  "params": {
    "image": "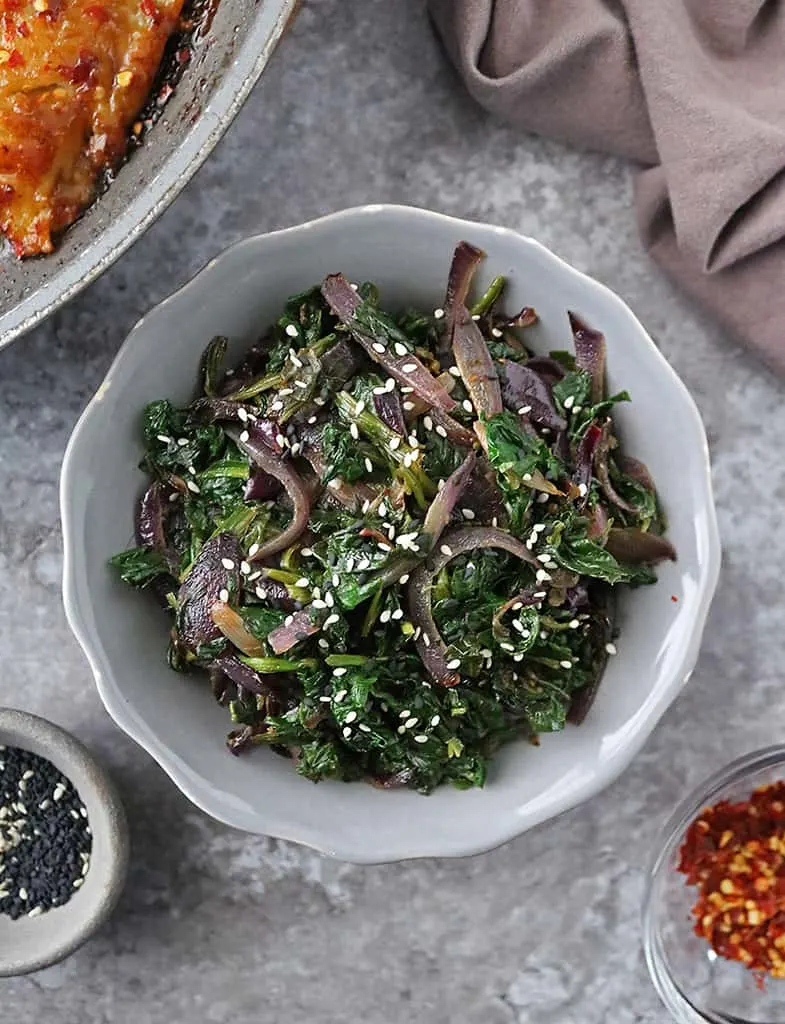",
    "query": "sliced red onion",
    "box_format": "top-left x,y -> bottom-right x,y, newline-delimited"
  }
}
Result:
229,424 -> 310,560
604,528 -> 676,565
189,397 -> 247,423
504,306 -> 538,329
594,420 -> 637,514
491,588 -> 540,639
177,533 -> 242,652
616,454 -> 656,493
373,389 -> 407,435
443,241 -> 485,351
499,360 -> 566,432
244,470 -> 281,502
422,452 -> 476,545
569,312 -> 606,403
321,274 -> 456,412
525,356 -> 566,385
268,610 -> 320,655
587,502 -> 609,540
213,654 -> 287,698
407,526 -> 540,686
136,480 -> 171,551
573,423 -> 603,505
452,309 -> 503,420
